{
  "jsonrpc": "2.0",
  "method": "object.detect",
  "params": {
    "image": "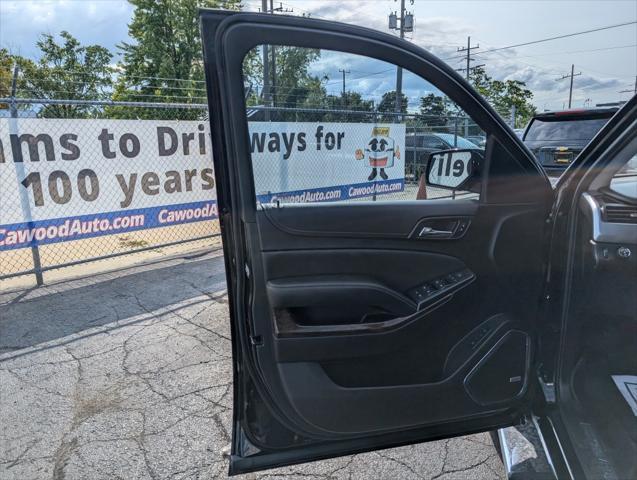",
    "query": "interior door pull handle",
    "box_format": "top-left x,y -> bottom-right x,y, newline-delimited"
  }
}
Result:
419,226 -> 453,236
